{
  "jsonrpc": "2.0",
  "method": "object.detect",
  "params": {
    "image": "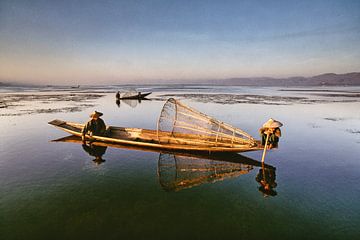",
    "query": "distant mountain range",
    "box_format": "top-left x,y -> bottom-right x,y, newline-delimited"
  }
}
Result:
210,72 -> 360,86
1,72 -> 360,87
